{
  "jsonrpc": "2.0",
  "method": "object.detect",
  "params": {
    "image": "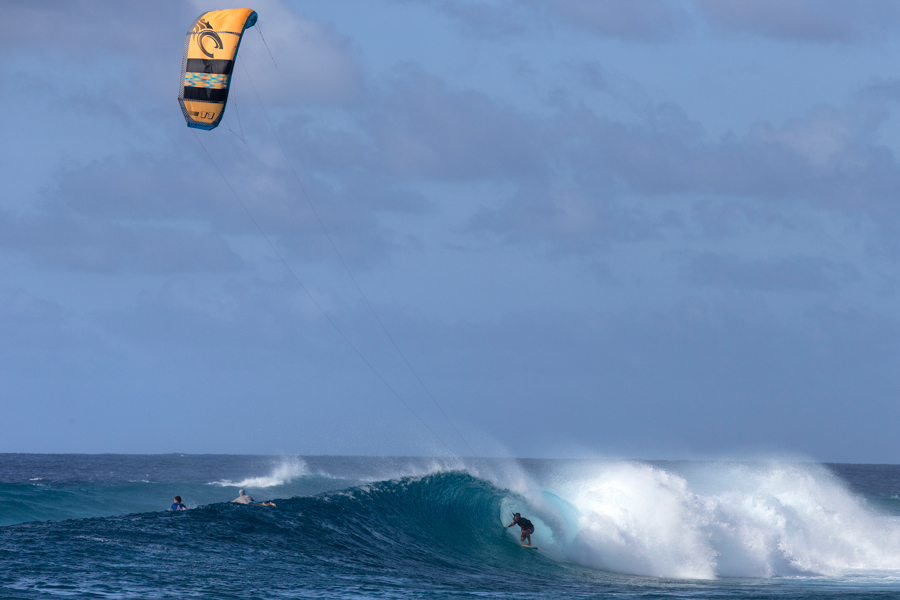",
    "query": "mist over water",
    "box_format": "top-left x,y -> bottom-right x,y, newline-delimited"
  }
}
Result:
3,454 -> 900,599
